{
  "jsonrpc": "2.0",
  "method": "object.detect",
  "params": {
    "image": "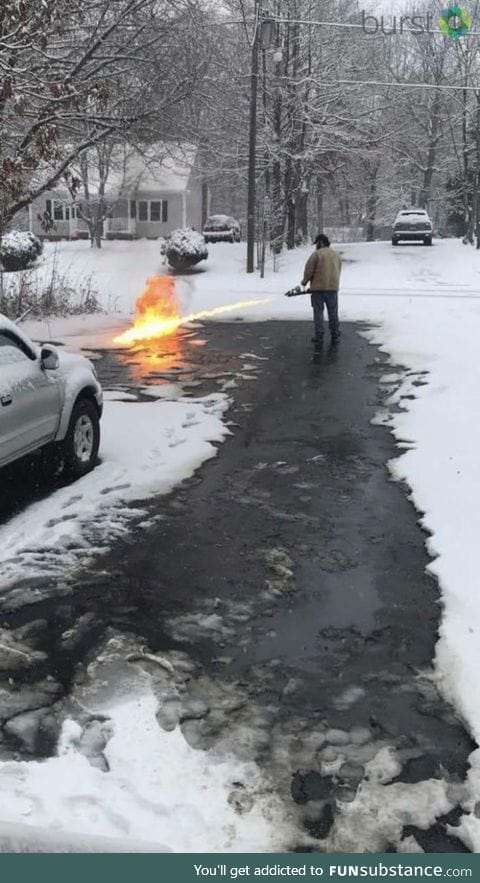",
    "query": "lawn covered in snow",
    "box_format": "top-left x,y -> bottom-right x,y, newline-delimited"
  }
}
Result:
3,236 -> 480,851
